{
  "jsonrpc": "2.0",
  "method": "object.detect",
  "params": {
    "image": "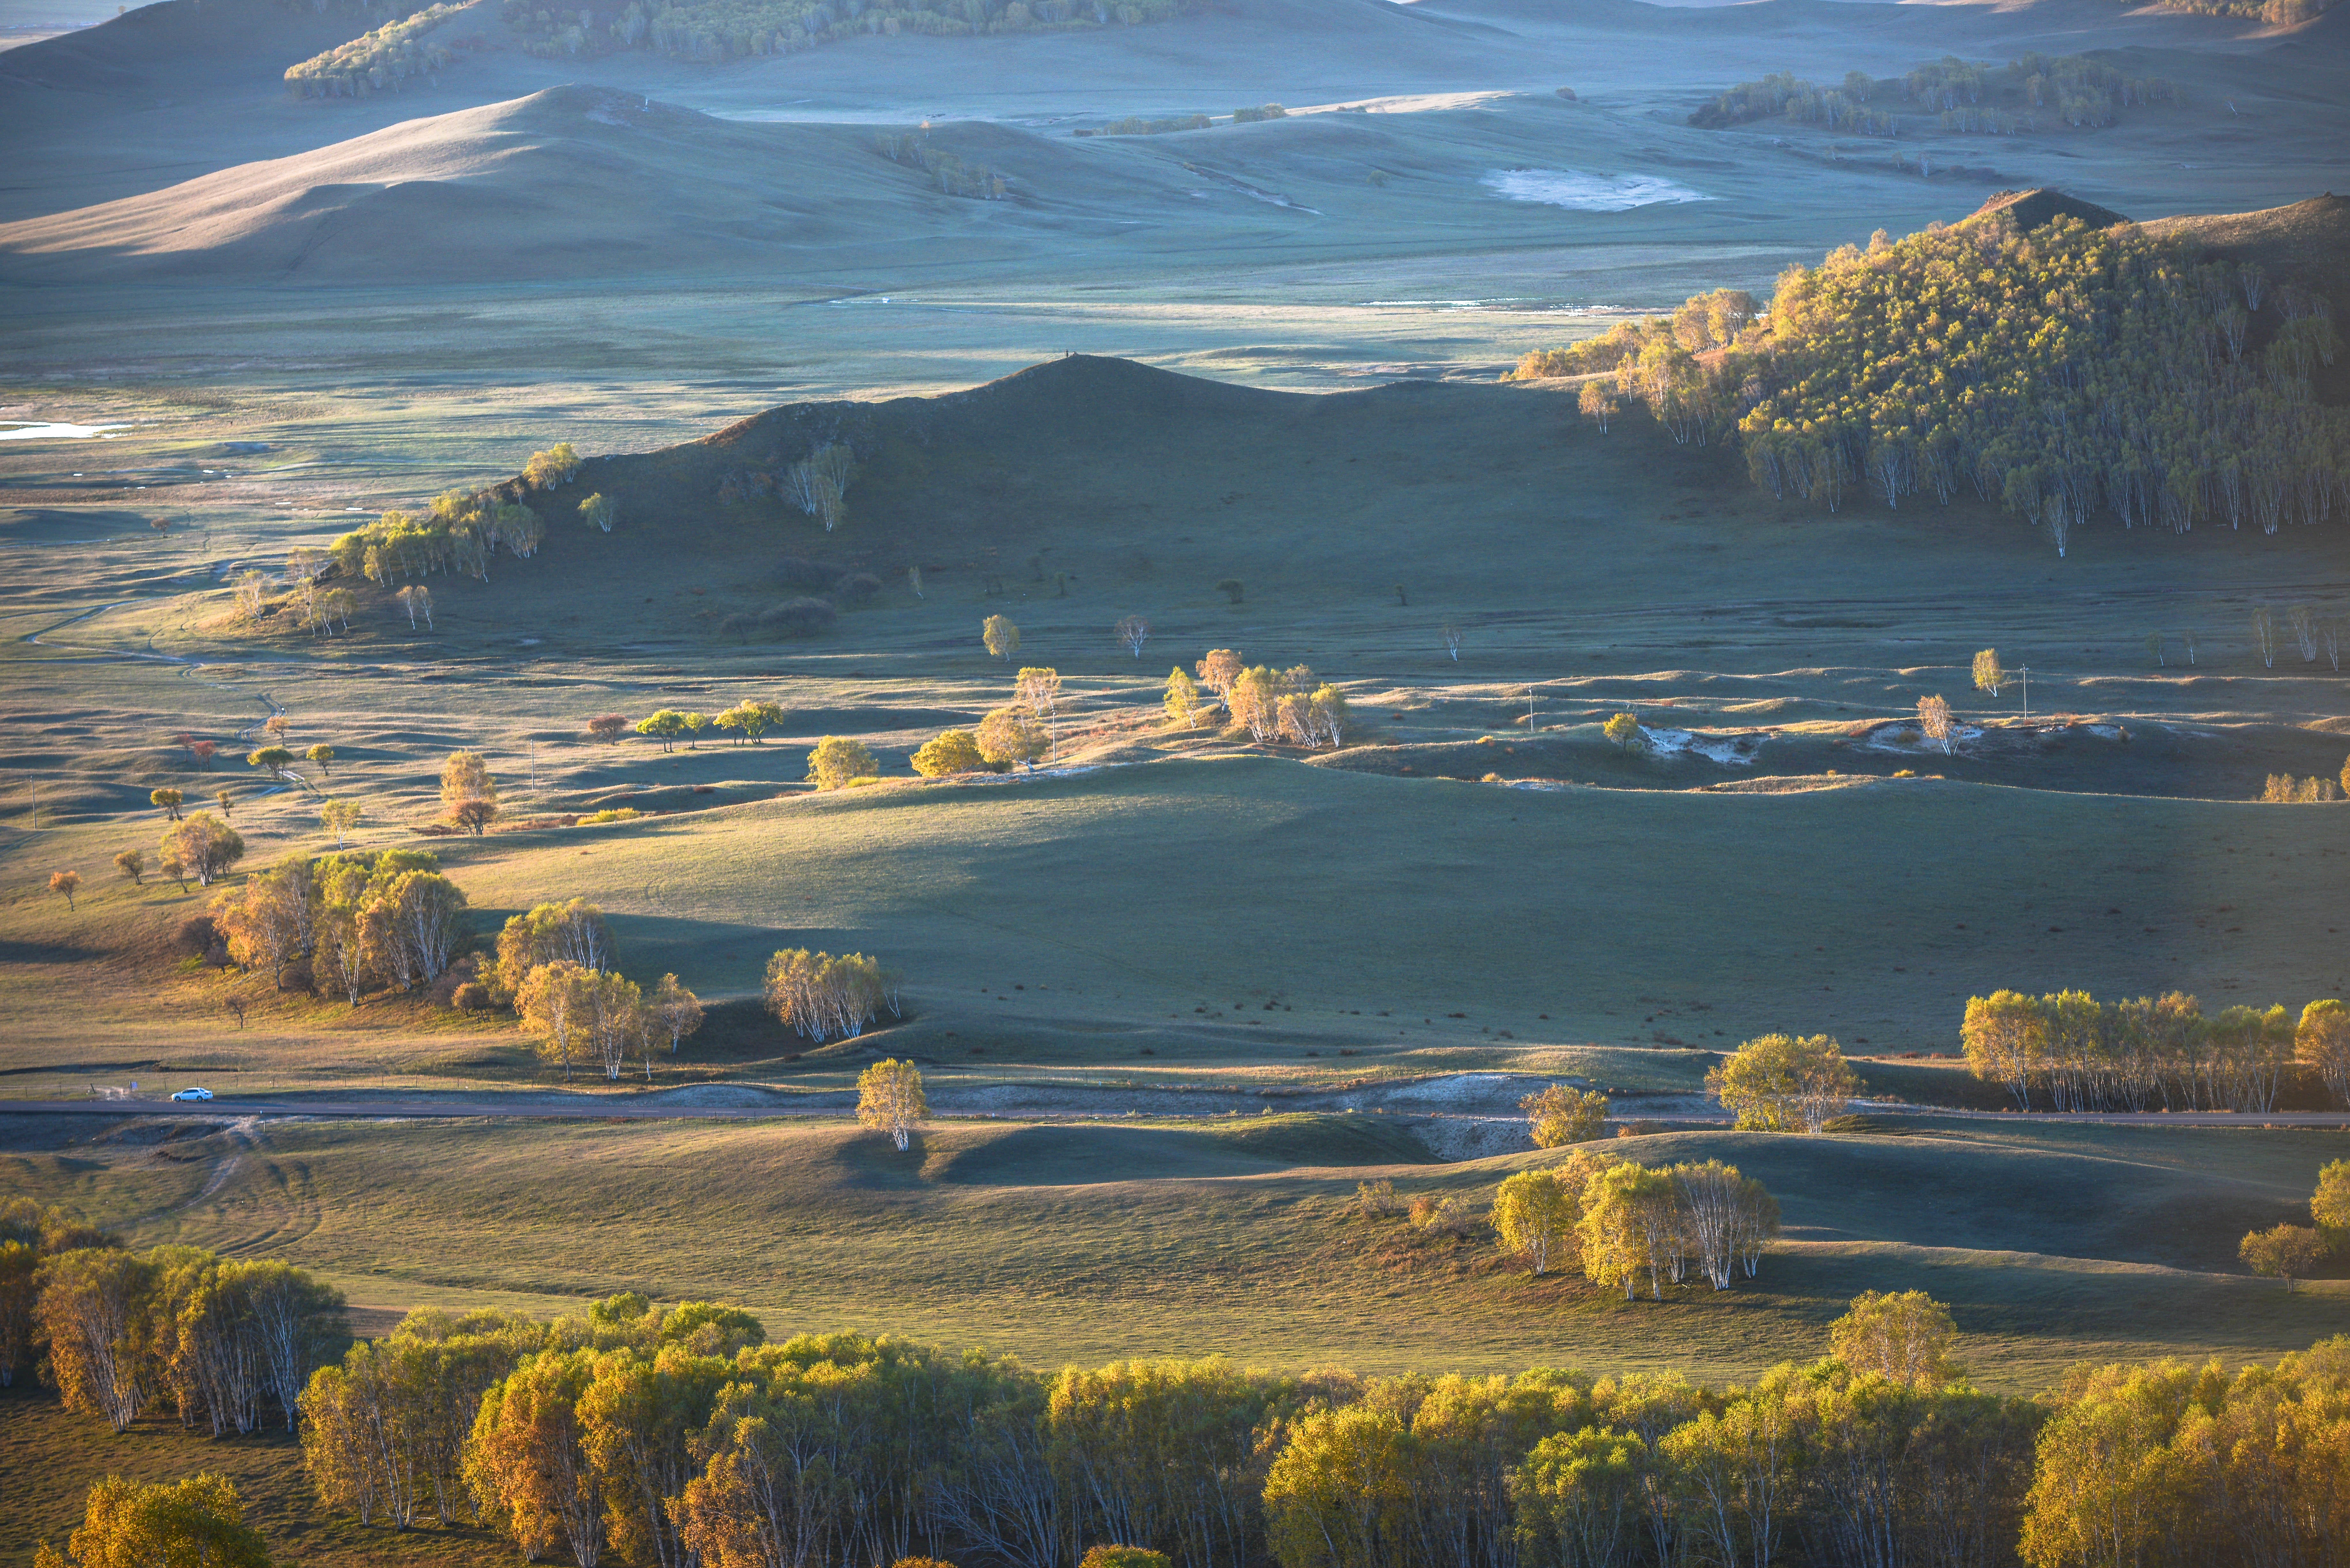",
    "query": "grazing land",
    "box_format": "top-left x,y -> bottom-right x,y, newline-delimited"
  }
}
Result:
4,0 -> 2350,1561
